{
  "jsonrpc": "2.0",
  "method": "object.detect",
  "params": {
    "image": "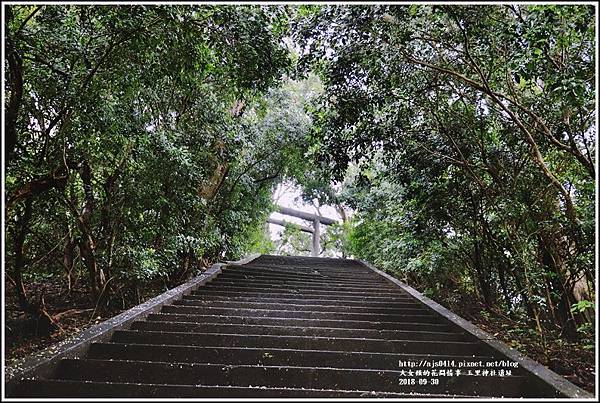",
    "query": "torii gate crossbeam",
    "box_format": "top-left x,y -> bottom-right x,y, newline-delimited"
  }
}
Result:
268,205 -> 337,257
